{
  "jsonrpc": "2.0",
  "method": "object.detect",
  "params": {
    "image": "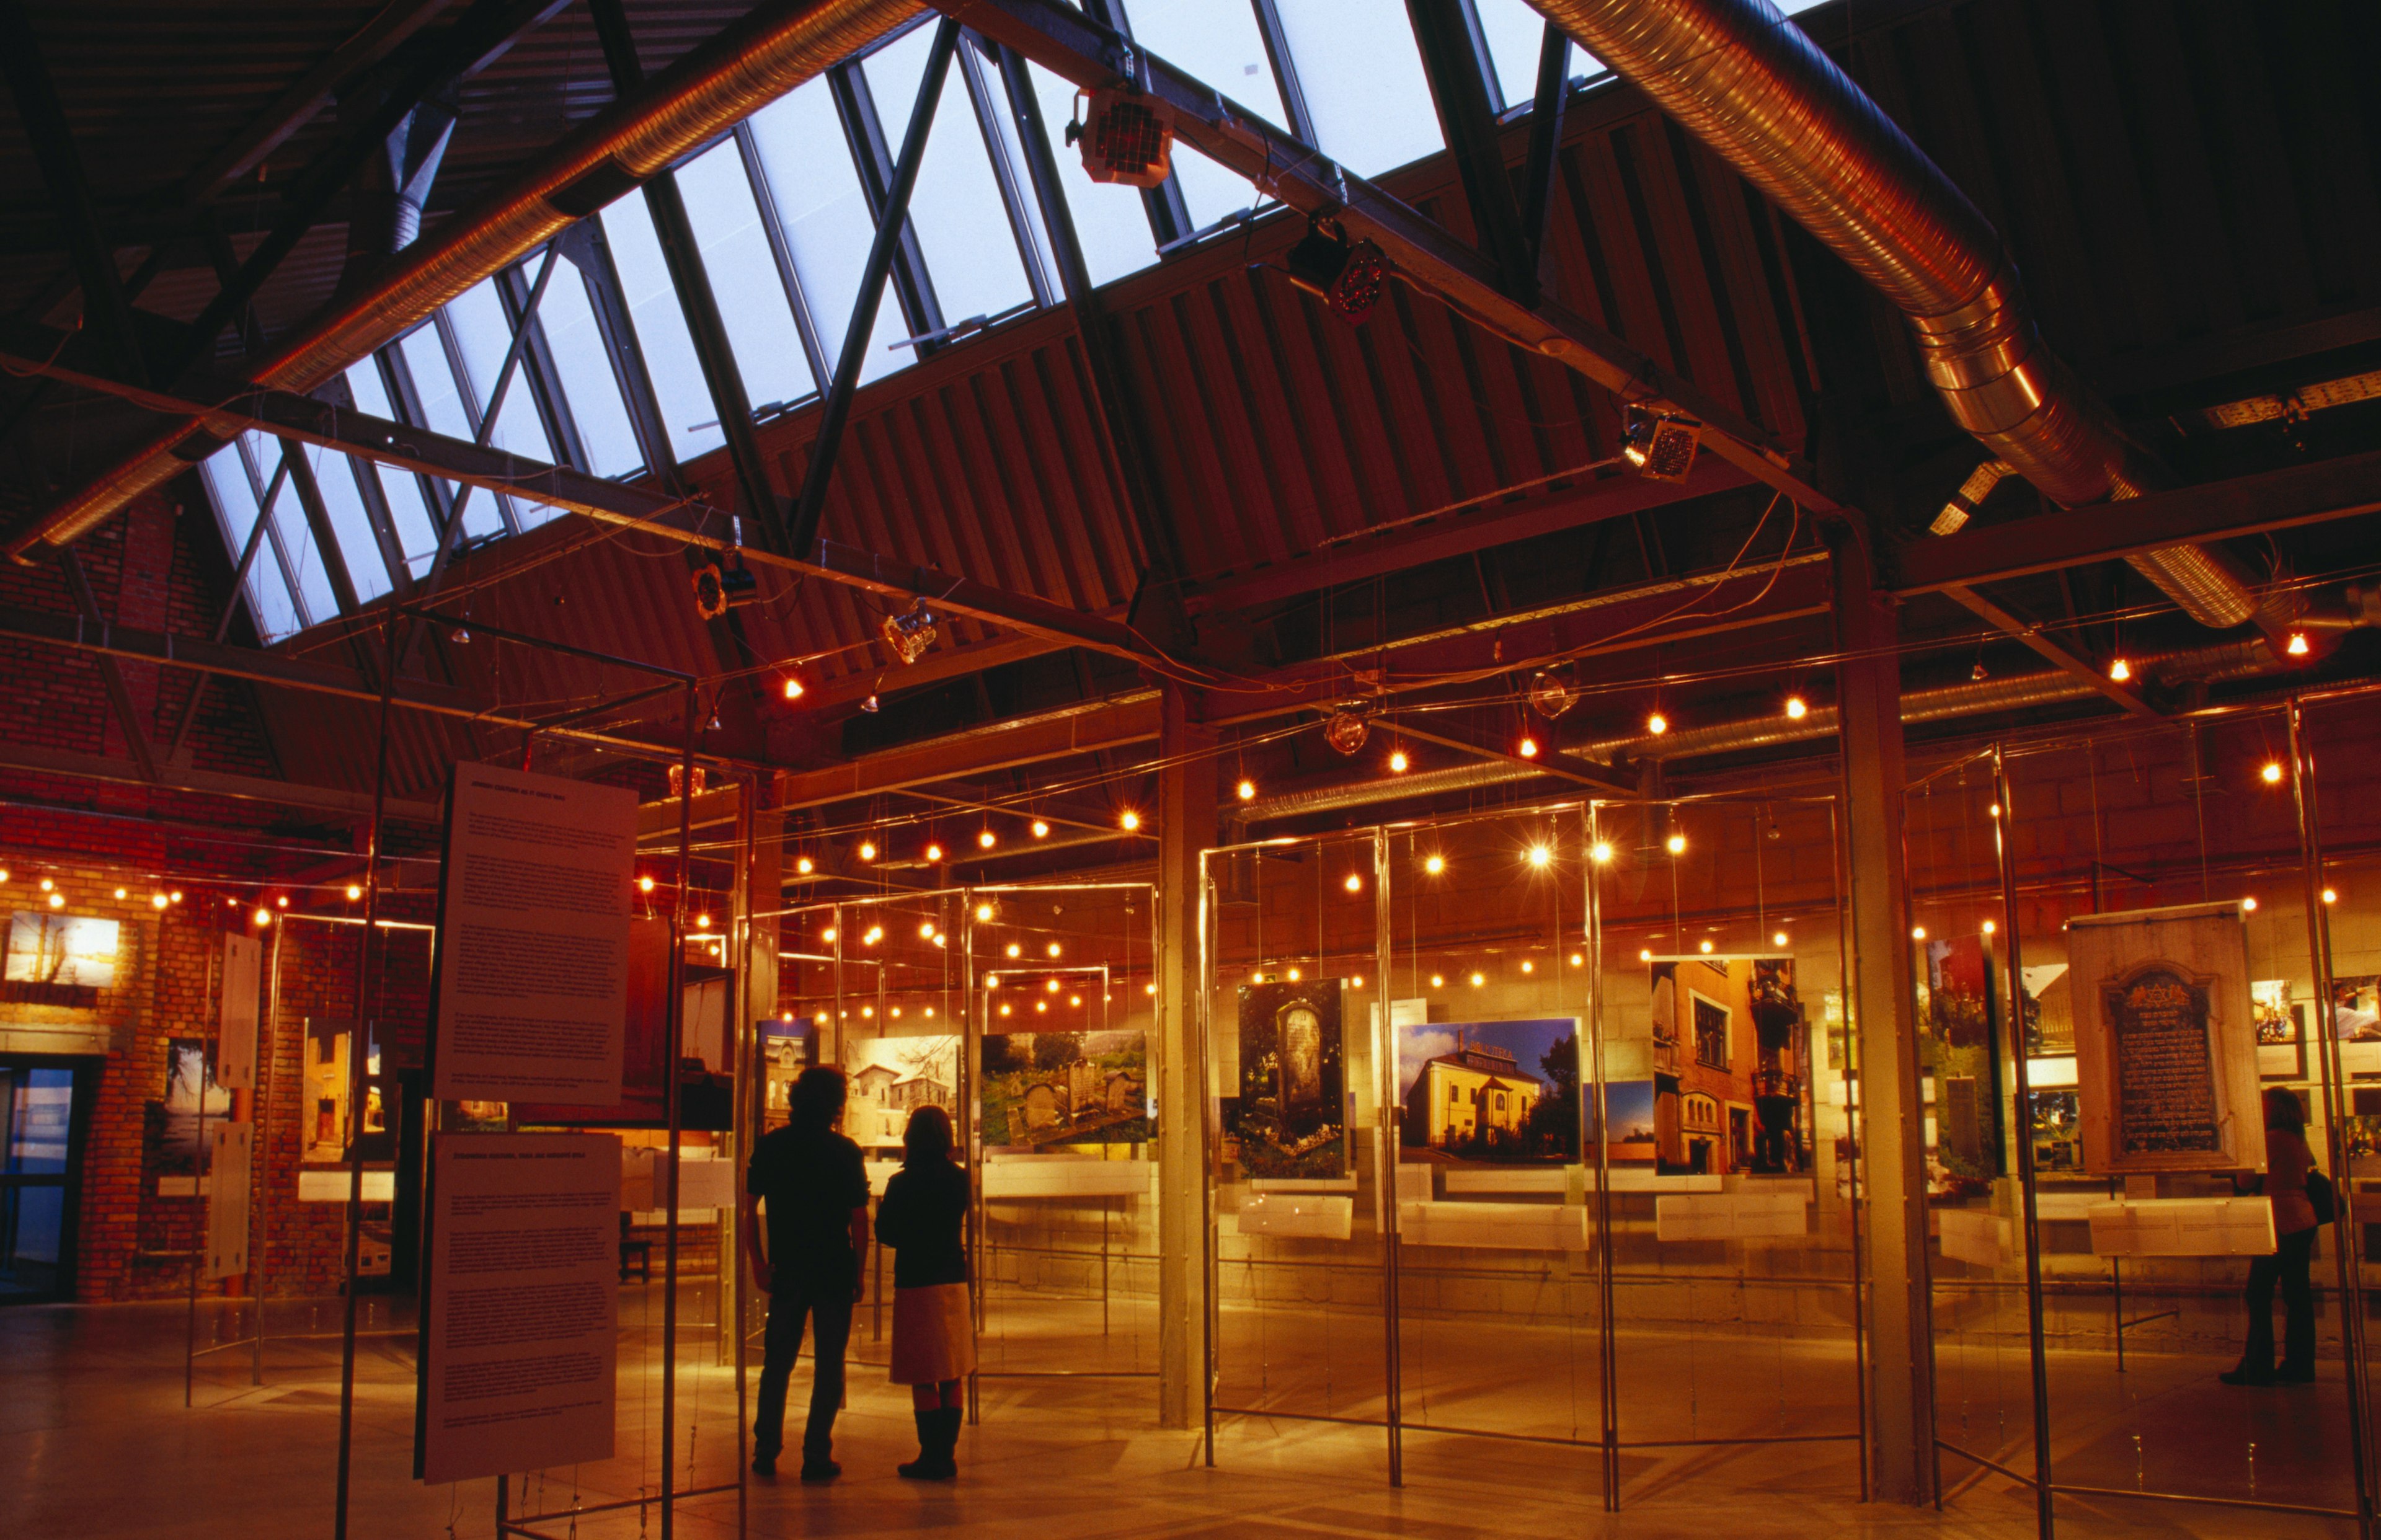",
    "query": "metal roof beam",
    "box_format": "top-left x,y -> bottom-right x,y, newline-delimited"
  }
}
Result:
935,0 -> 1833,512
1938,583 -> 2160,720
